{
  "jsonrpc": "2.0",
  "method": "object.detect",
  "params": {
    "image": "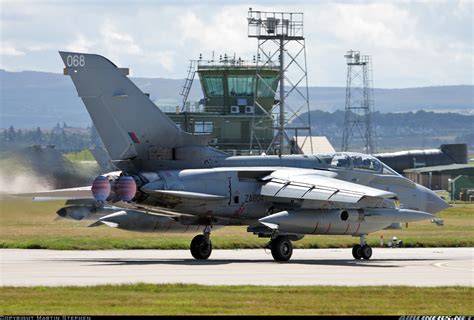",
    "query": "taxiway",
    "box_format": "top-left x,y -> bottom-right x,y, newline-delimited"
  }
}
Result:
1,248 -> 472,287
